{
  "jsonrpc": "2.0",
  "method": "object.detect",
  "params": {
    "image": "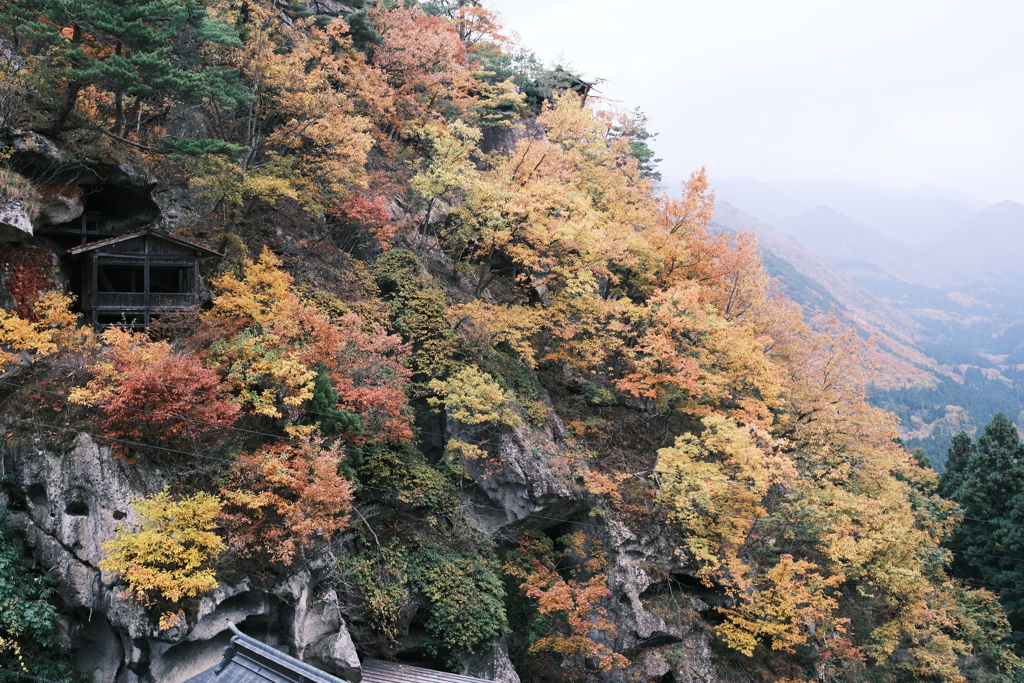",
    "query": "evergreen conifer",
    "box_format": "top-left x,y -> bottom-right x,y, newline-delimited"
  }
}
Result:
1,0 -> 246,135
940,413 -> 1024,646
